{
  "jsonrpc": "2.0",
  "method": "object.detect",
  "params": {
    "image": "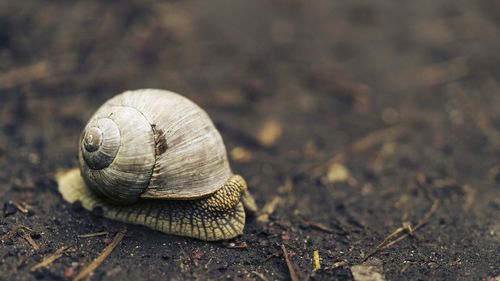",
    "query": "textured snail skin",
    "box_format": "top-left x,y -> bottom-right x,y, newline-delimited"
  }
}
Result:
57,168 -> 257,240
